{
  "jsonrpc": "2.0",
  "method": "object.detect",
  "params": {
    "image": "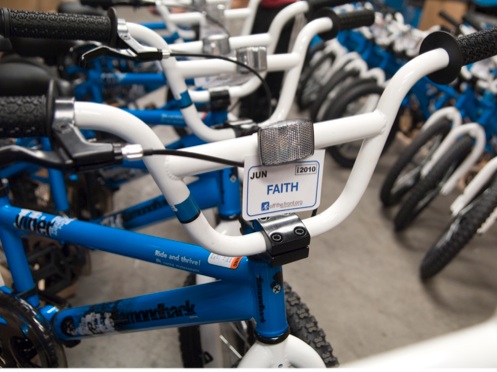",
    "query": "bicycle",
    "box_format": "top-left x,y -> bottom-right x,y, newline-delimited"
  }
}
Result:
1,6 -> 497,368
